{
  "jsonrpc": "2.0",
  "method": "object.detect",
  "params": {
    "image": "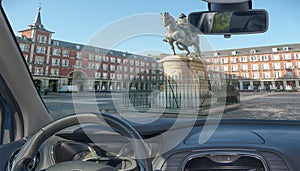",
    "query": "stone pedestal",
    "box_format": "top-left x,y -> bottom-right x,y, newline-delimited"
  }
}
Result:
159,54 -> 209,109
